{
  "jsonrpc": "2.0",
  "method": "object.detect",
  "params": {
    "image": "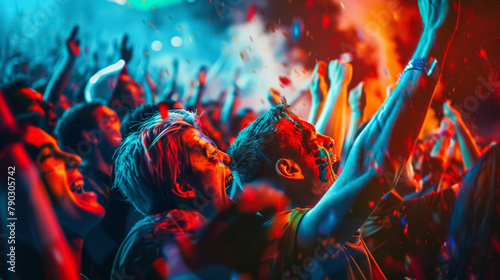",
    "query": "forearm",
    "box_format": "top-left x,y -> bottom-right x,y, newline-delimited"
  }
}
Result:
298,26 -> 453,250
44,54 -> 76,104
341,110 -> 363,160
221,87 -> 236,125
315,83 -> 348,157
452,116 -> 480,168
